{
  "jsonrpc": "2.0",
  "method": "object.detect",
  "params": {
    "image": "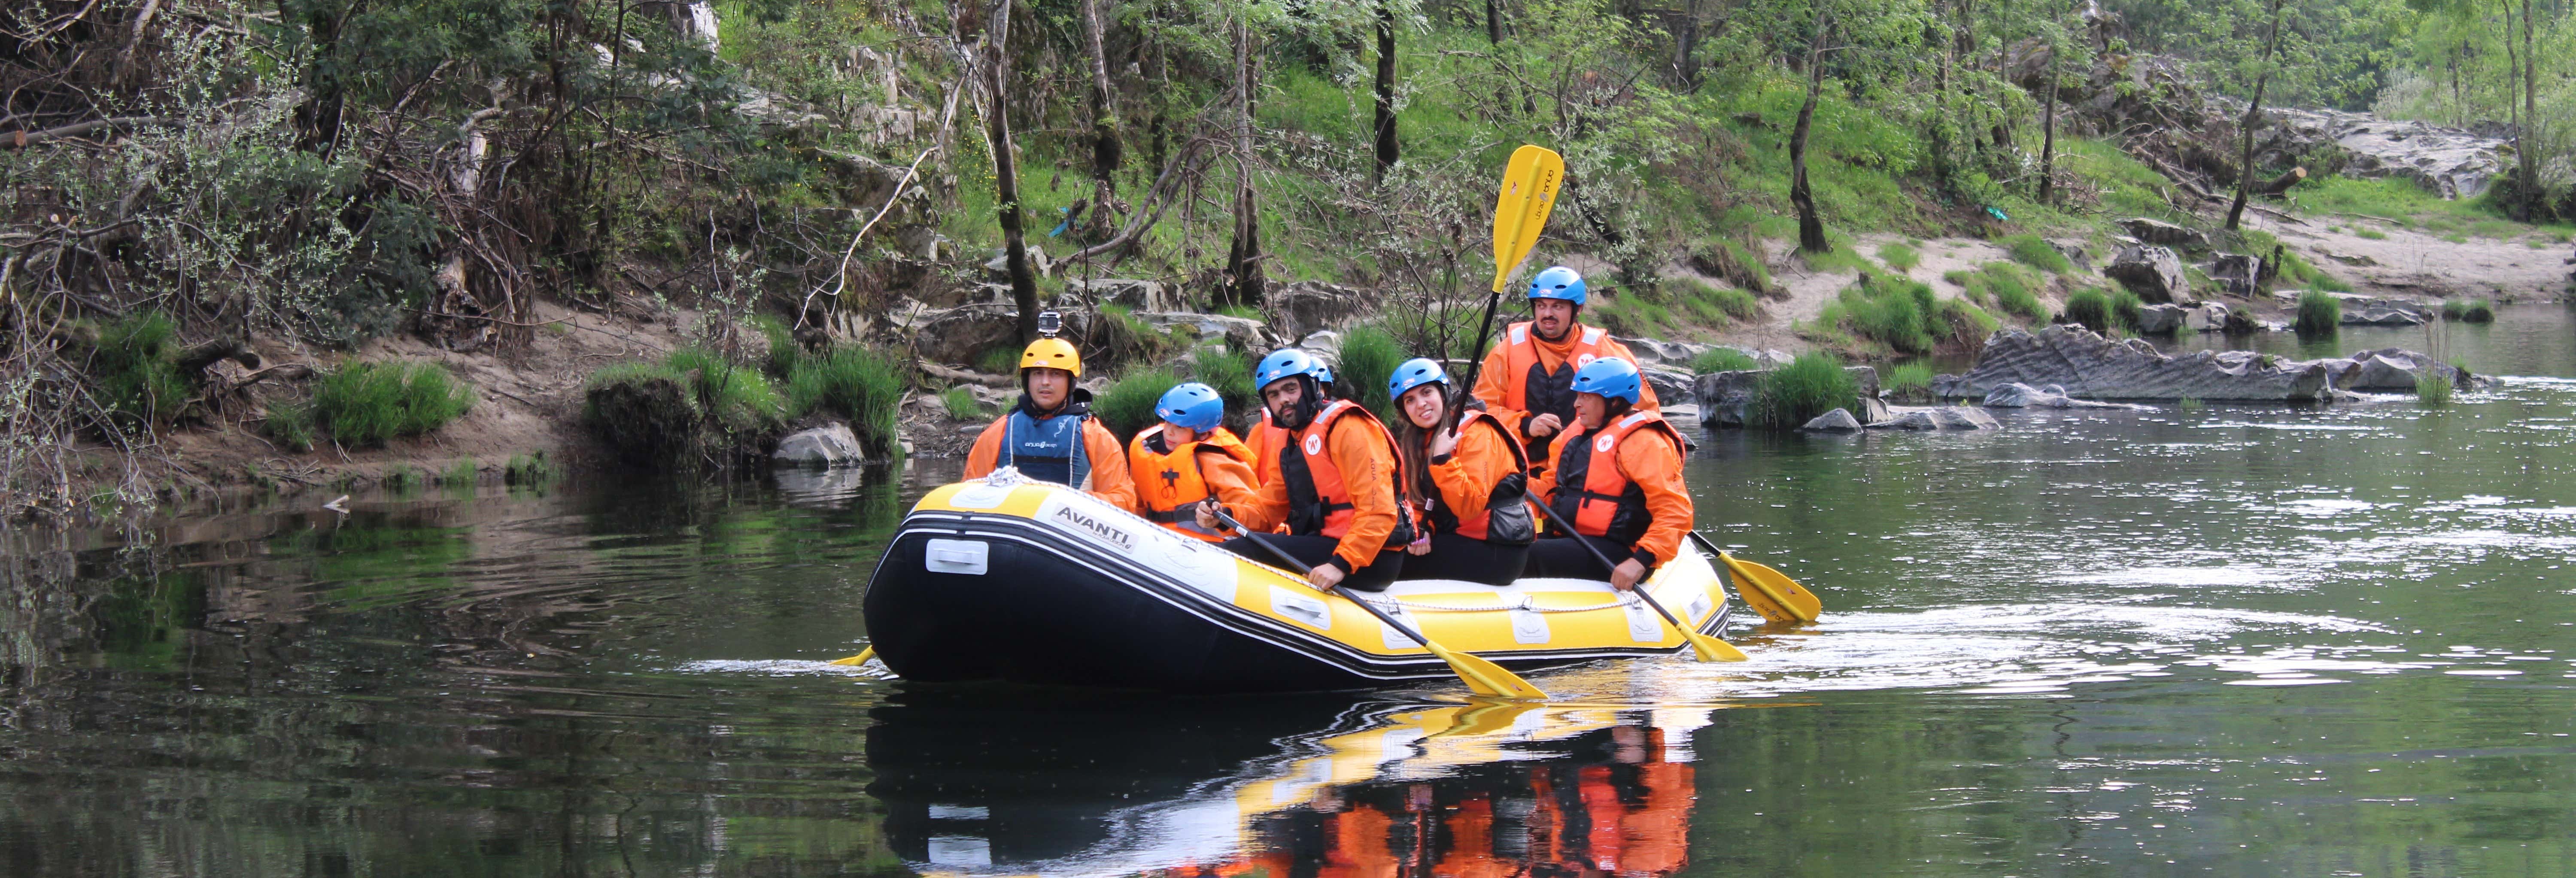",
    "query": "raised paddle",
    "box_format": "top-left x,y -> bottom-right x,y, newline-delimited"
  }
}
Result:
1445,145 -> 1566,429
1531,501 -> 1747,662
828,646 -> 876,666
1208,507 -> 1547,699
1687,531 -> 1823,625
